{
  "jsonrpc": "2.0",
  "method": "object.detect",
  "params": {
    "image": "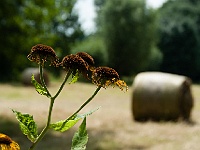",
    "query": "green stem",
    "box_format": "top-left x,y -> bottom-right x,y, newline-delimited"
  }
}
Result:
29,70 -> 72,150
60,86 -> 101,129
73,86 -> 101,115
39,64 -> 51,97
29,97 -> 54,150
53,70 -> 72,99
29,68 -> 100,149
